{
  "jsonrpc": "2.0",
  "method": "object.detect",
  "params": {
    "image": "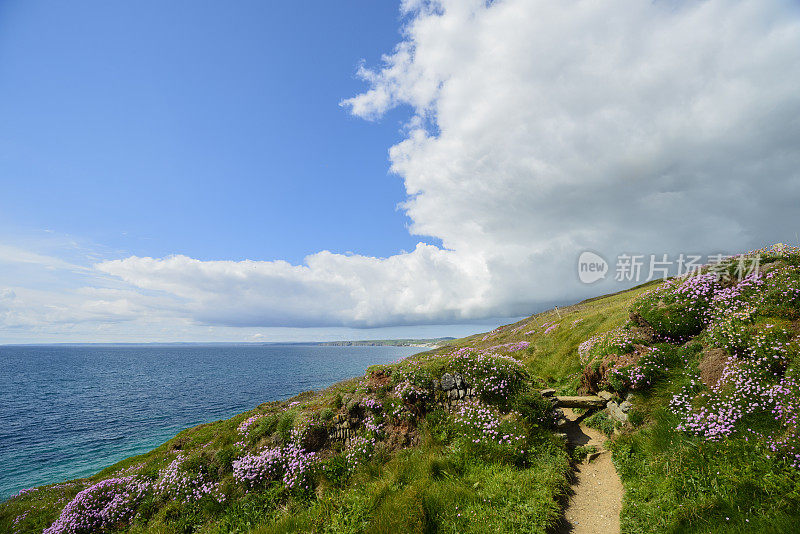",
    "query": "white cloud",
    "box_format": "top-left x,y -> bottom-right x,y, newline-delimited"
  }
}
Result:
96,244 -> 498,327
11,0 -> 800,334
